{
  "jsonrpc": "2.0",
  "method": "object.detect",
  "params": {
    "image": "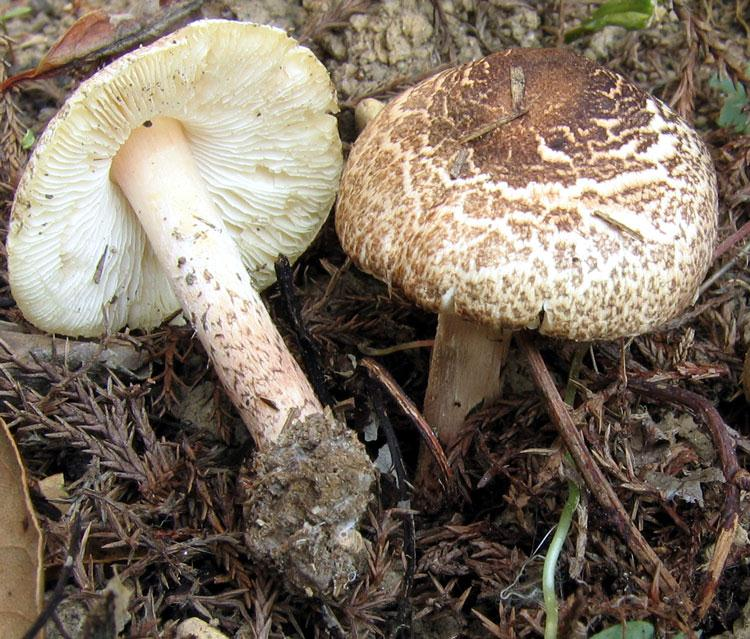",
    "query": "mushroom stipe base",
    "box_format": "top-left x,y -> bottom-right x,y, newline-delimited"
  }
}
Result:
242,411 -> 376,599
